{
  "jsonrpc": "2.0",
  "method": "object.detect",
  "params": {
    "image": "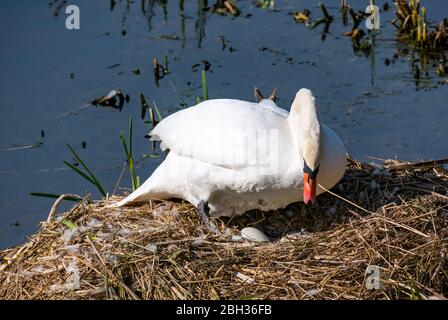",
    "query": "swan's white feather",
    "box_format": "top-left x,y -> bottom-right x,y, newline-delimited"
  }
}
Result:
112,92 -> 347,217
150,99 -> 292,169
